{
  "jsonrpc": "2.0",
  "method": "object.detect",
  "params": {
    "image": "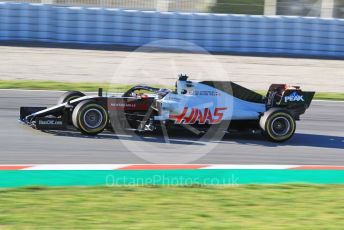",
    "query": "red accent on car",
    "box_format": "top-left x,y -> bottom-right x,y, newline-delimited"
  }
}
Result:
107,98 -> 151,111
169,107 -> 228,124
184,108 -> 196,123
169,107 -> 188,123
